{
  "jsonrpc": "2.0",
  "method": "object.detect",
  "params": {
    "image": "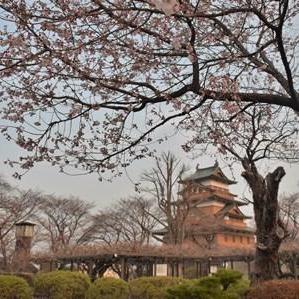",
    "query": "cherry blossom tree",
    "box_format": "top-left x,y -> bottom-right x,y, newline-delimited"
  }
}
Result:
180,104 -> 299,281
0,0 -> 298,179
